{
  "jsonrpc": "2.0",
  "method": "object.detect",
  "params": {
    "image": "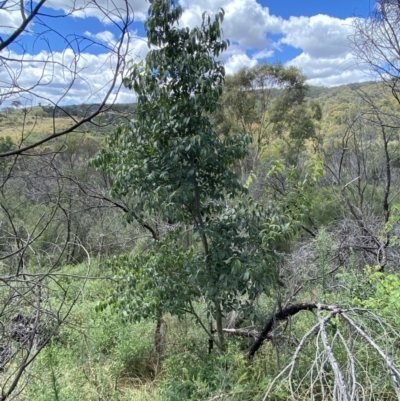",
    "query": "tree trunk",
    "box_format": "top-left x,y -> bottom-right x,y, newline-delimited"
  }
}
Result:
215,304 -> 225,351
